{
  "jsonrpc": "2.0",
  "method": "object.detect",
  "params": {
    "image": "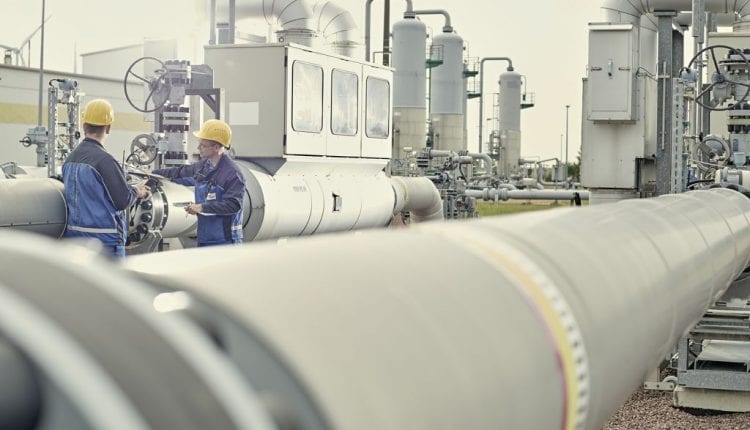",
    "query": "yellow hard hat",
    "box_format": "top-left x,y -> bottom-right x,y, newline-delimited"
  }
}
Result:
193,119 -> 232,148
82,99 -> 114,126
